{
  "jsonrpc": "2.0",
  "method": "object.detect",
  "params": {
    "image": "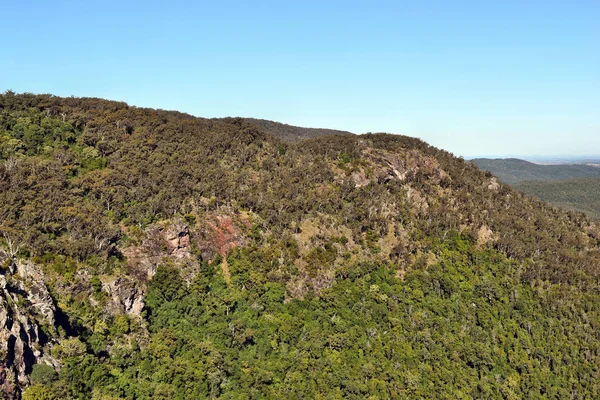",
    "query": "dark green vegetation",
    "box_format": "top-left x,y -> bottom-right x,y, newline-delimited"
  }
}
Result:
472,158 -> 600,219
514,177 -> 600,219
3,92 -> 600,399
471,158 -> 600,184
242,118 -> 354,142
